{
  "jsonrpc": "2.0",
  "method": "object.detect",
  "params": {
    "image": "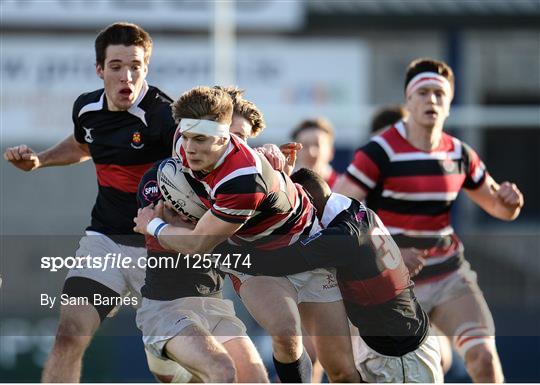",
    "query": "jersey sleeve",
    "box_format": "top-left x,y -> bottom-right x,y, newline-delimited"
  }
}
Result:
72,95 -> 86,144
345,141 -> 388,193
462,142 -> 488,190
211,174 -> 266,224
